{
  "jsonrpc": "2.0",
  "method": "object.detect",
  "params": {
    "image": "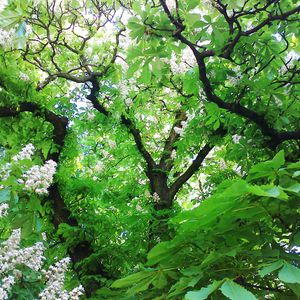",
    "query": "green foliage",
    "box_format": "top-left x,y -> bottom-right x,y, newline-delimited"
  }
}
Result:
111,155 -> 300,299
0,0 -> 299,299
